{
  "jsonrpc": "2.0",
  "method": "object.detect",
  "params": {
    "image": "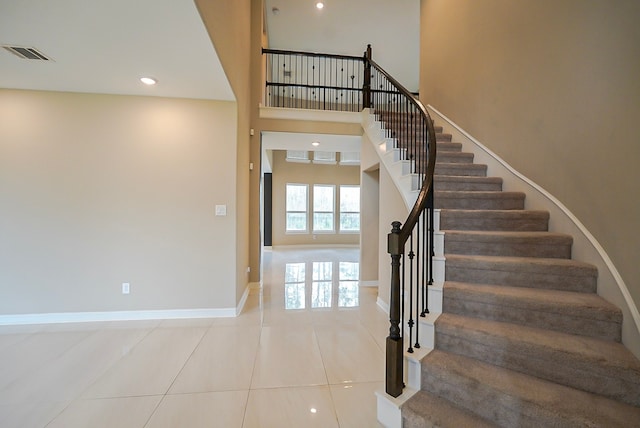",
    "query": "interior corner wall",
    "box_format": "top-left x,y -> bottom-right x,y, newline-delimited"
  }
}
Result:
196,0 -> 253,299
360,168 -> 379,283
420,0 -> 640,308
0,89 -> 238,314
